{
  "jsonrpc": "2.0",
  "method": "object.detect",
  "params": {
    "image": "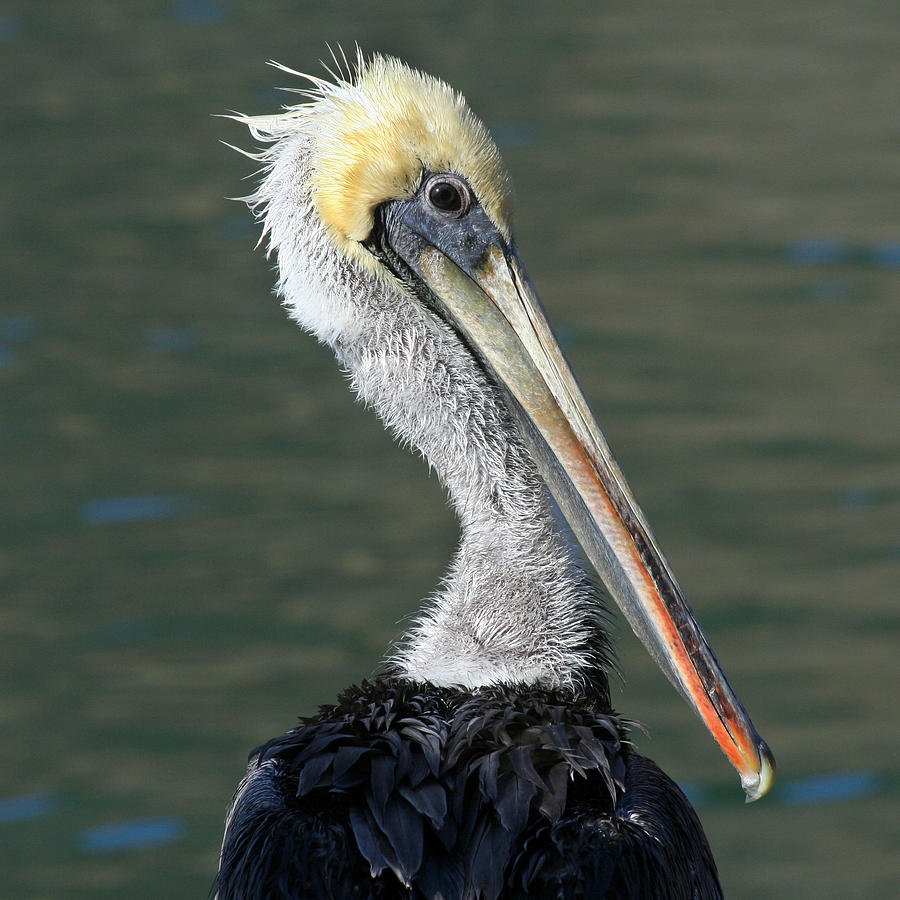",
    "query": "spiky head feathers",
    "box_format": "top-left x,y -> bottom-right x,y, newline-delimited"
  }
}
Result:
237,54 -> 512,264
